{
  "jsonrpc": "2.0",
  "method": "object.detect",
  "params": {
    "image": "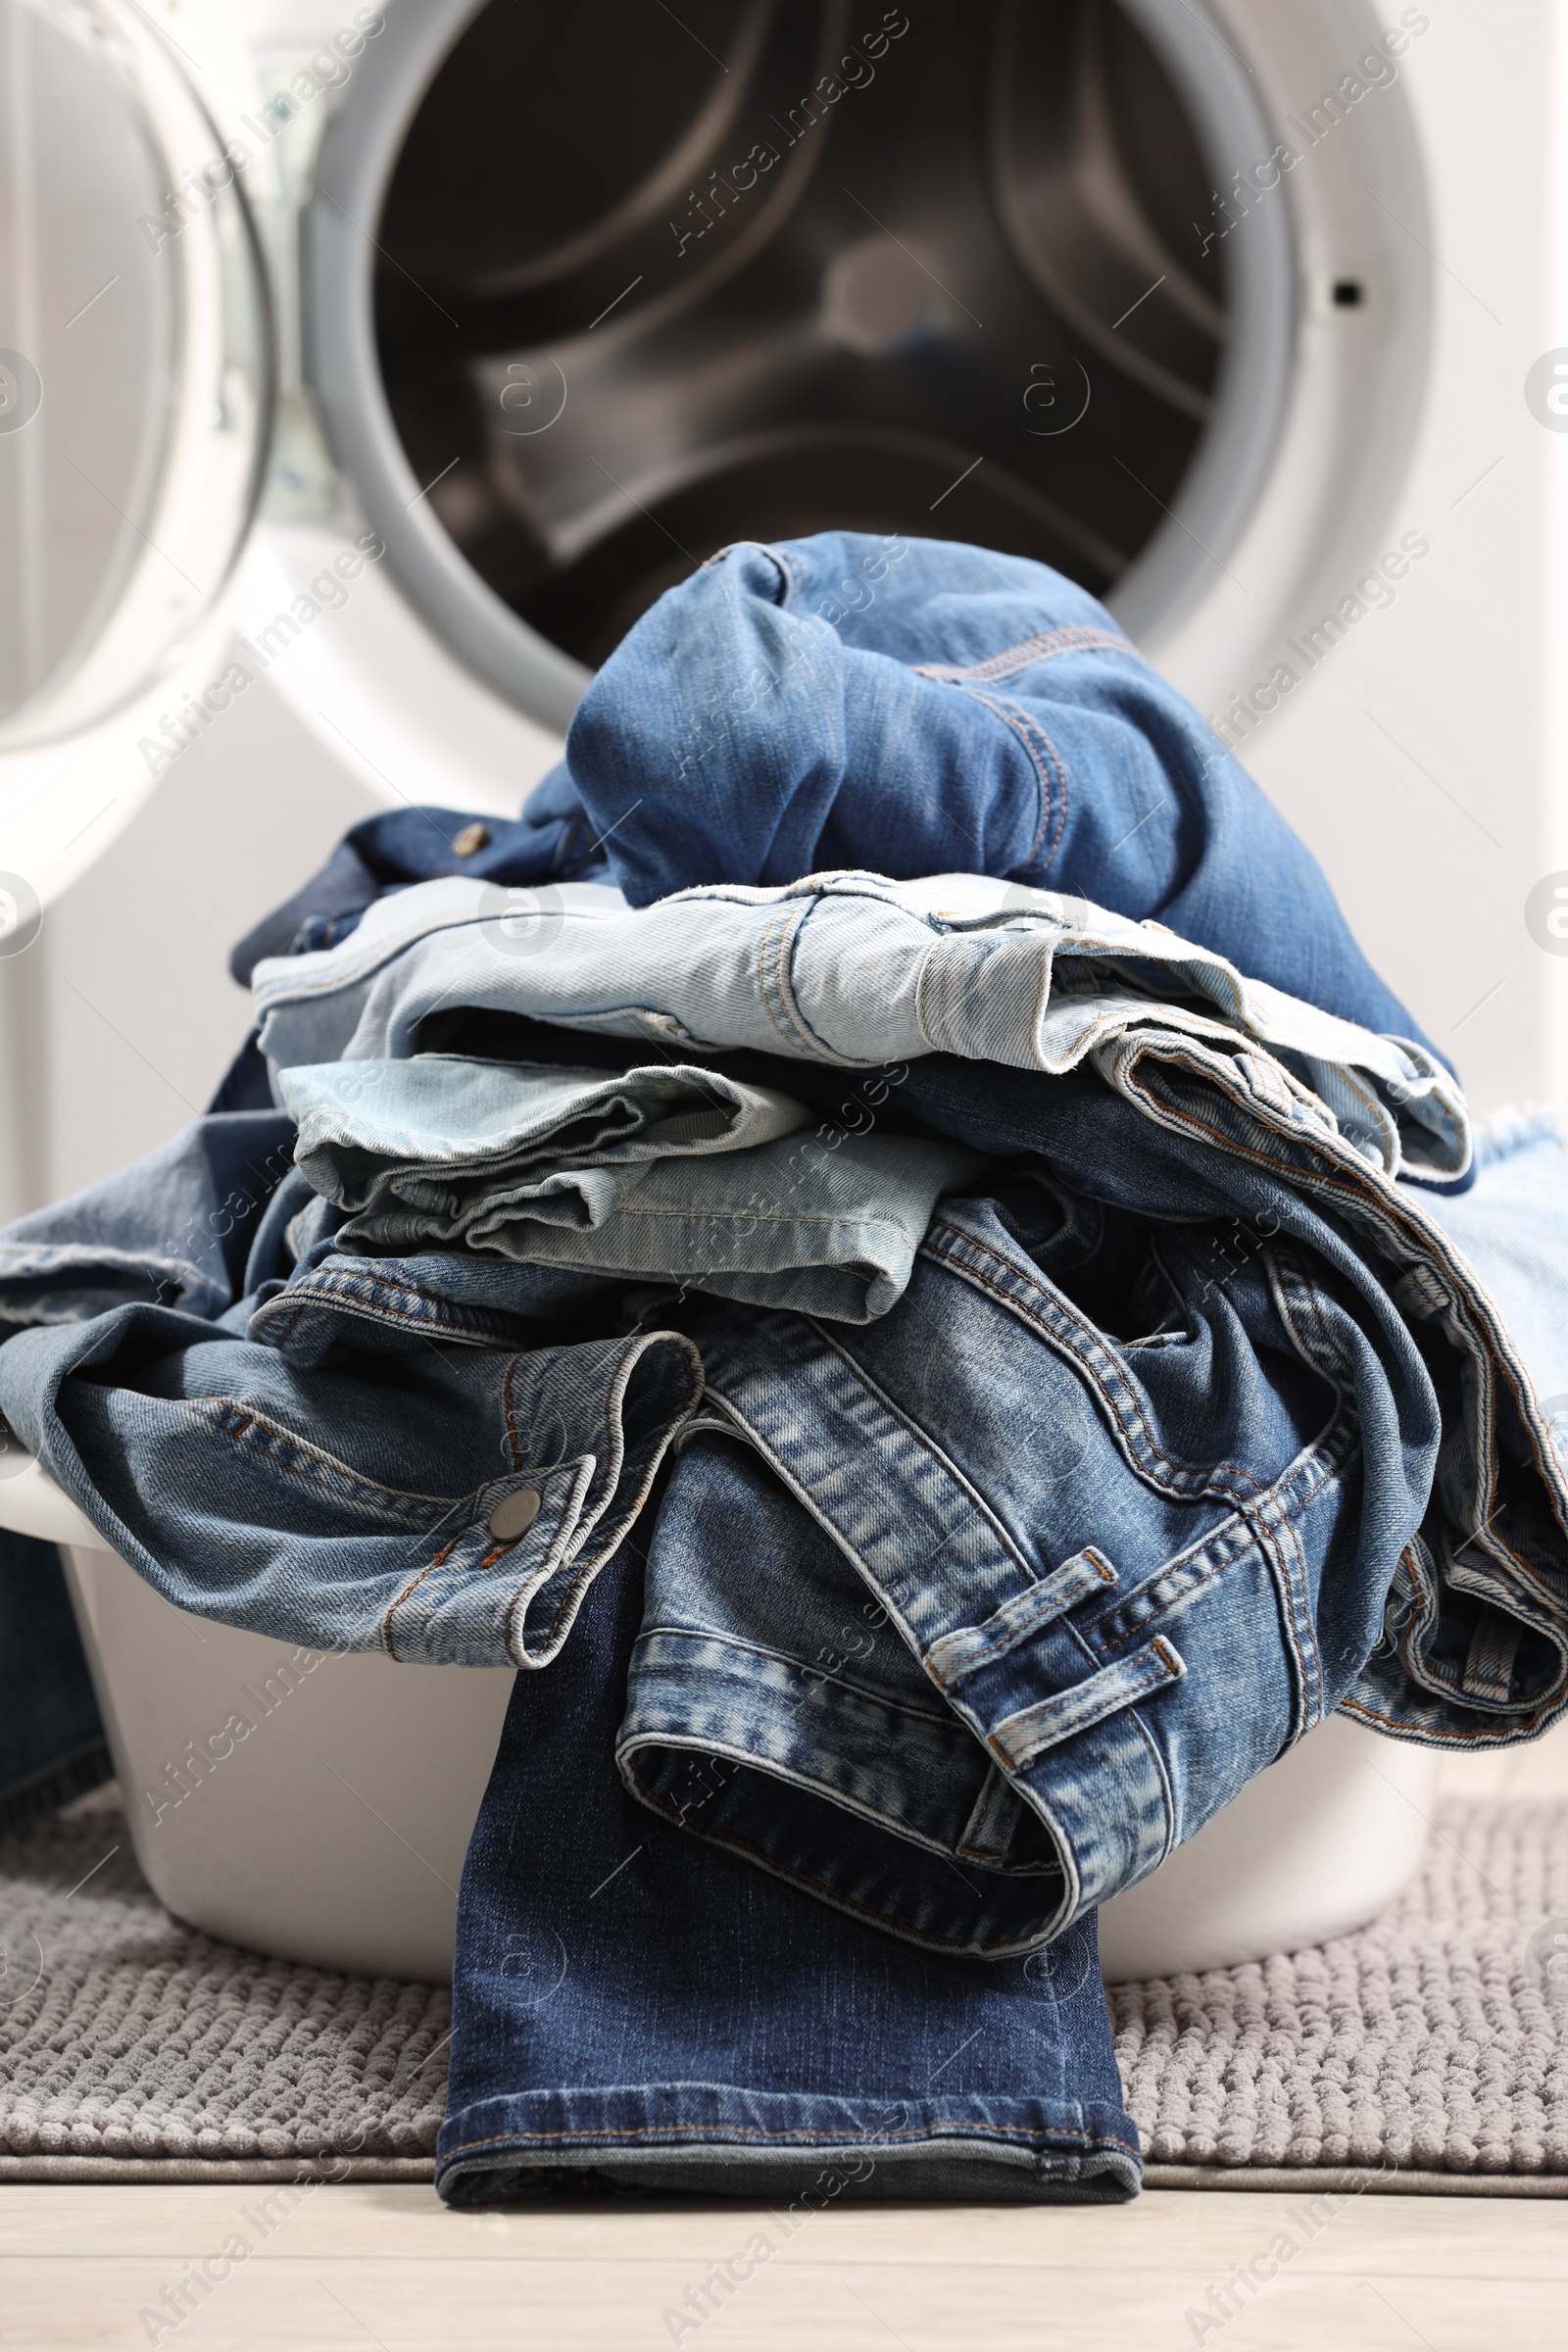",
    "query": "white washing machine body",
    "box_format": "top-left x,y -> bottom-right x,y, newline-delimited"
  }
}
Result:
0,0 -> 1562,1217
